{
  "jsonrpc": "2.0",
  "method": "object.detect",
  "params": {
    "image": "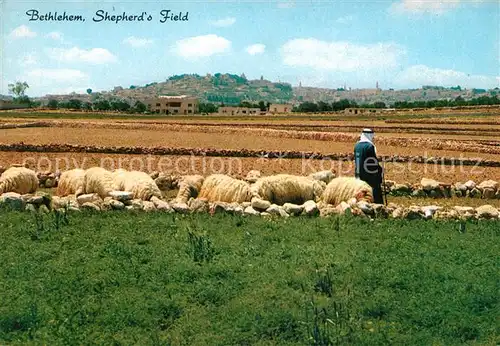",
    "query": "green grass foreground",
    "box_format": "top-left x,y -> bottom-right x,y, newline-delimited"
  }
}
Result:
0,211 -> 498,345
